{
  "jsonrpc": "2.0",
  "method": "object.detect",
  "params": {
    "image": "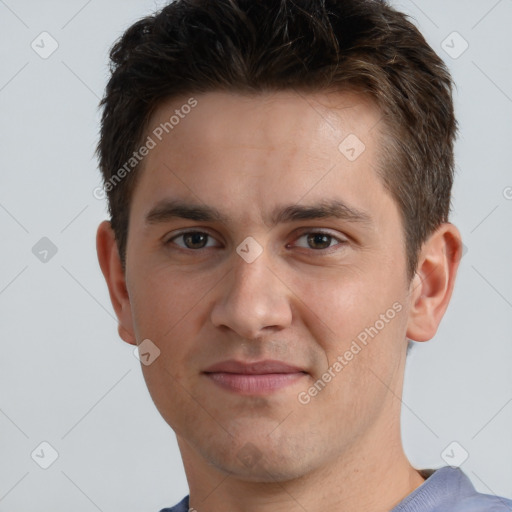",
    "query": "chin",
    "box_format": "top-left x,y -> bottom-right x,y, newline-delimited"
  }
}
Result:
199,434 -> 321,483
